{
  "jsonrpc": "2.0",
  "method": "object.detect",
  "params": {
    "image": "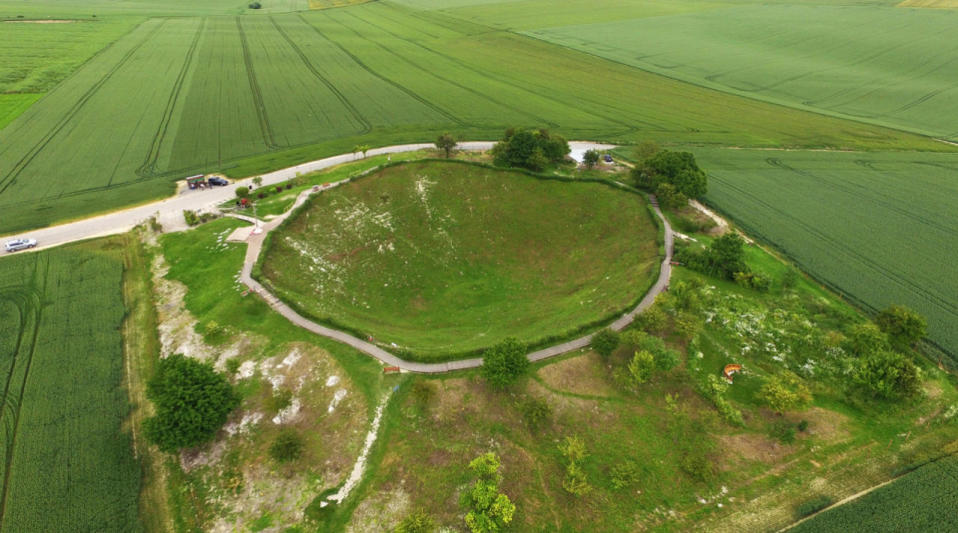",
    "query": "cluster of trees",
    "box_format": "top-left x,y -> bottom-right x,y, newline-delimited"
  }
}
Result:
144,354 -> 240,452
675,233 -> 770,291
844,306 -> 926,400
631,148 -> 708,208
491,128 -> 570,171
